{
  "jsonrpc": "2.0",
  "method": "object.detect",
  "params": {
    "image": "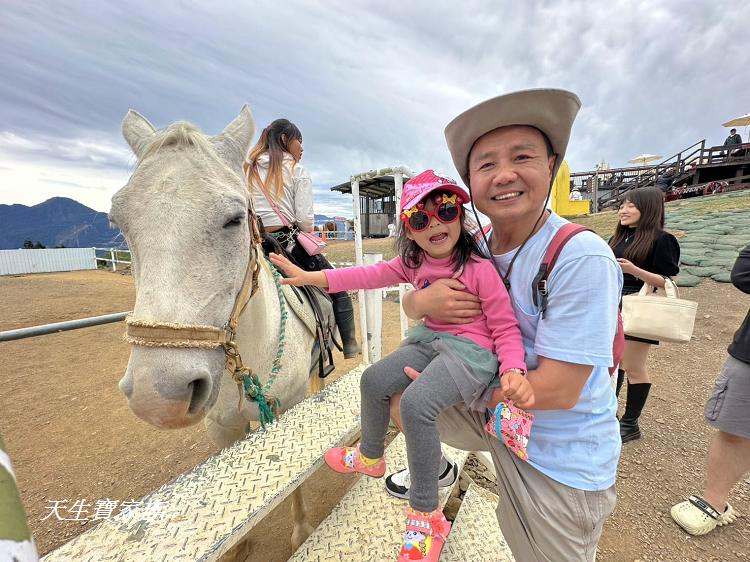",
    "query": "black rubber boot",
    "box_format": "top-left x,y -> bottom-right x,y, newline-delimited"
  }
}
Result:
620,382 -> 651,443
615,368 -> 625,398
331,291 -> 359,358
